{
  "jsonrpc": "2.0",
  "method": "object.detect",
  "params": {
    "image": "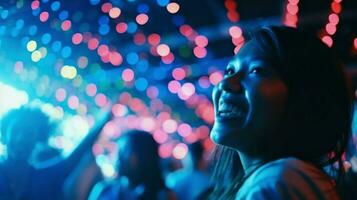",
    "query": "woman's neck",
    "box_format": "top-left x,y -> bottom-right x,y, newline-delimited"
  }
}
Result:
237,151 -> 265,175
